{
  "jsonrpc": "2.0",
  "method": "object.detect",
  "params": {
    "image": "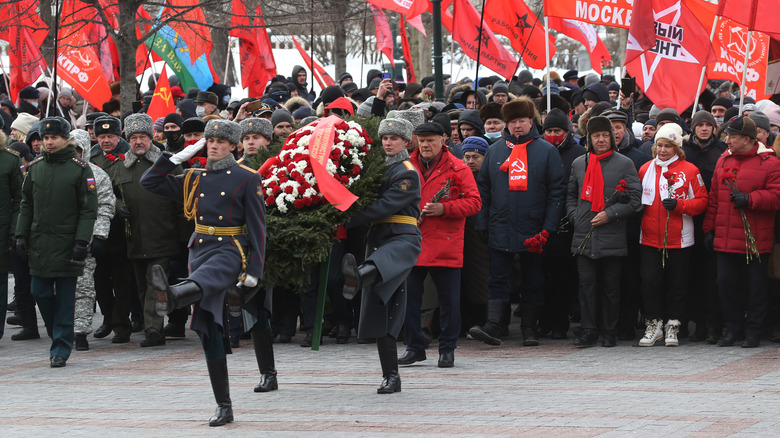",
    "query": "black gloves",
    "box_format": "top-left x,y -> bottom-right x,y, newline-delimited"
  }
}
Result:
90,237 -> 106,258
662,198 -> 678,211
71,240 -> 89,262
117,206 -> 131,220
730,192 -> 749,209
8,235 -> 16,255
16,236 -> 28,258
703,231 -> 715,253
